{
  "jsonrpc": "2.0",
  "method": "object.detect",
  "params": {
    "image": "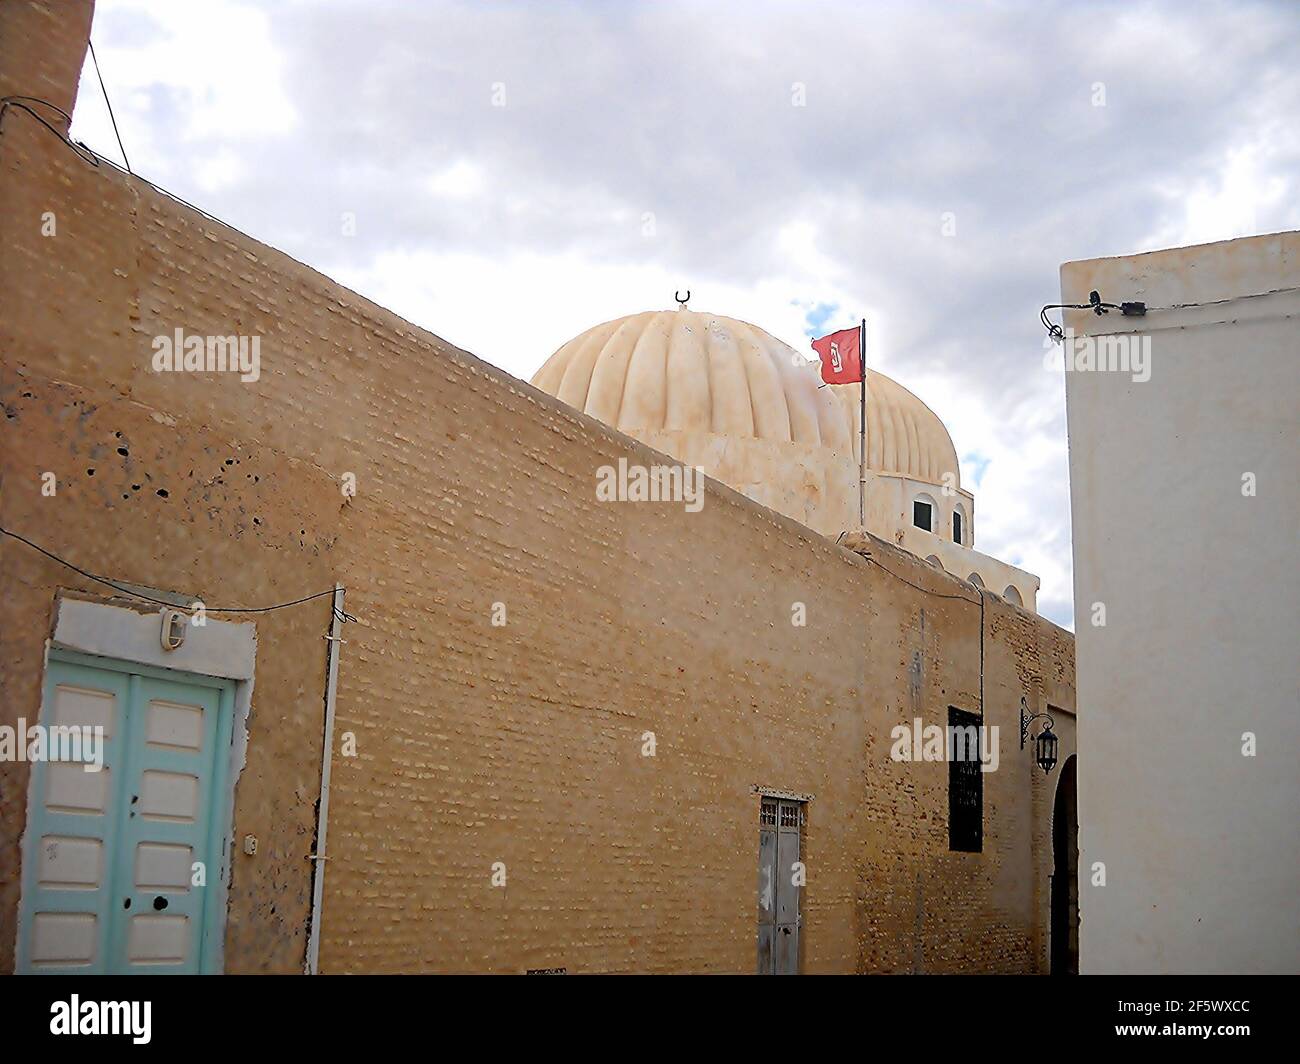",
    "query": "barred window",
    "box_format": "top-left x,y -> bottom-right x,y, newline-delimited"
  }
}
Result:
948,706 -> 983,852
